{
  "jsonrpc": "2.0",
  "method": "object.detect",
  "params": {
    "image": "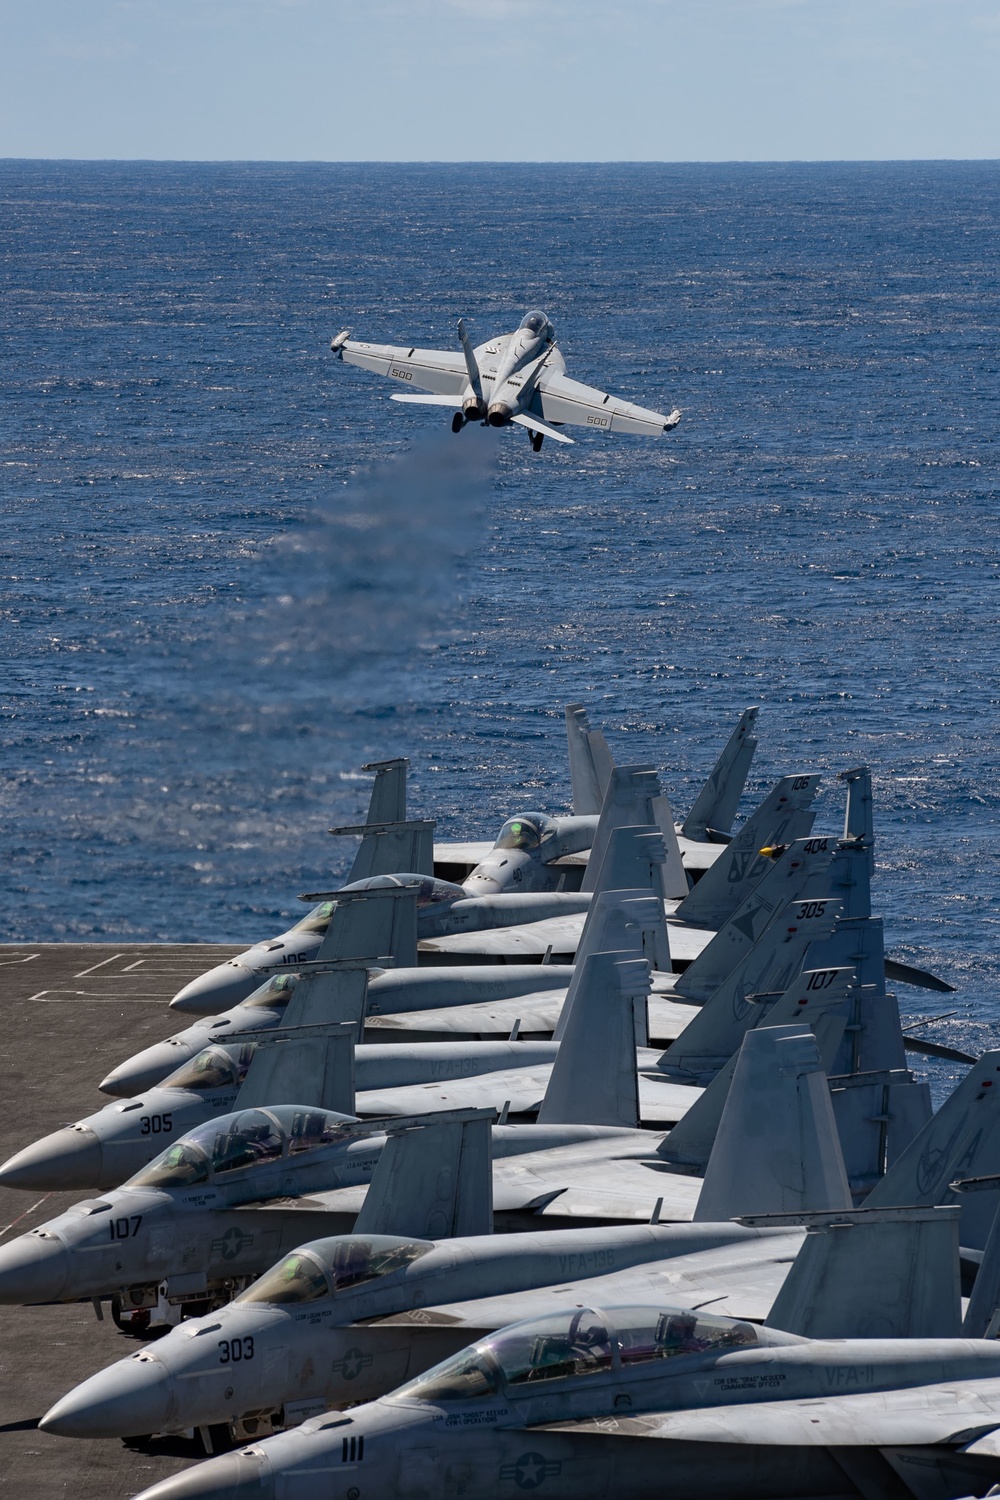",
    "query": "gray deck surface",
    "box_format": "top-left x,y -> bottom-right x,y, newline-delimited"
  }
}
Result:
0,943 -> 244,1498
